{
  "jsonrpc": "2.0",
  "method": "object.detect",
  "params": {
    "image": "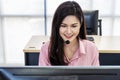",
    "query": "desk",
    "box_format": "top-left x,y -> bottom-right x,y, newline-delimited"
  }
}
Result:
23,35 -> 120,65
